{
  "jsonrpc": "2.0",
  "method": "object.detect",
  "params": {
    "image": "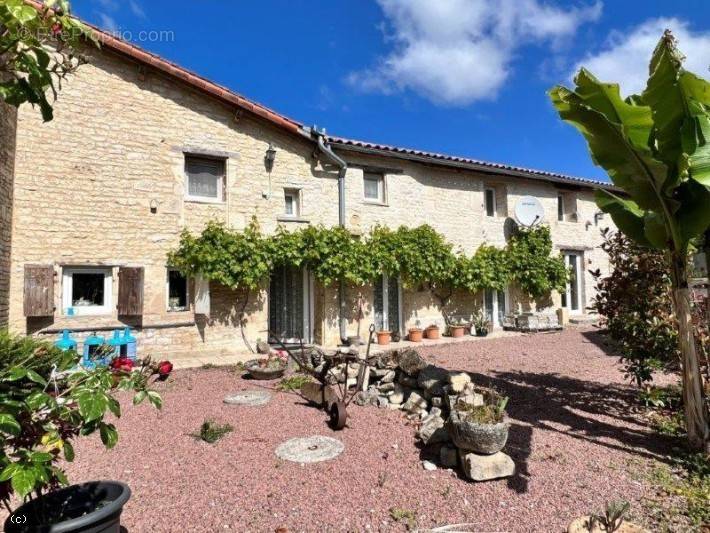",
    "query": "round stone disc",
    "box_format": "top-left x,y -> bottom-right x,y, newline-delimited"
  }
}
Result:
275,435 -> 344,463
223,390 -> 271,406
